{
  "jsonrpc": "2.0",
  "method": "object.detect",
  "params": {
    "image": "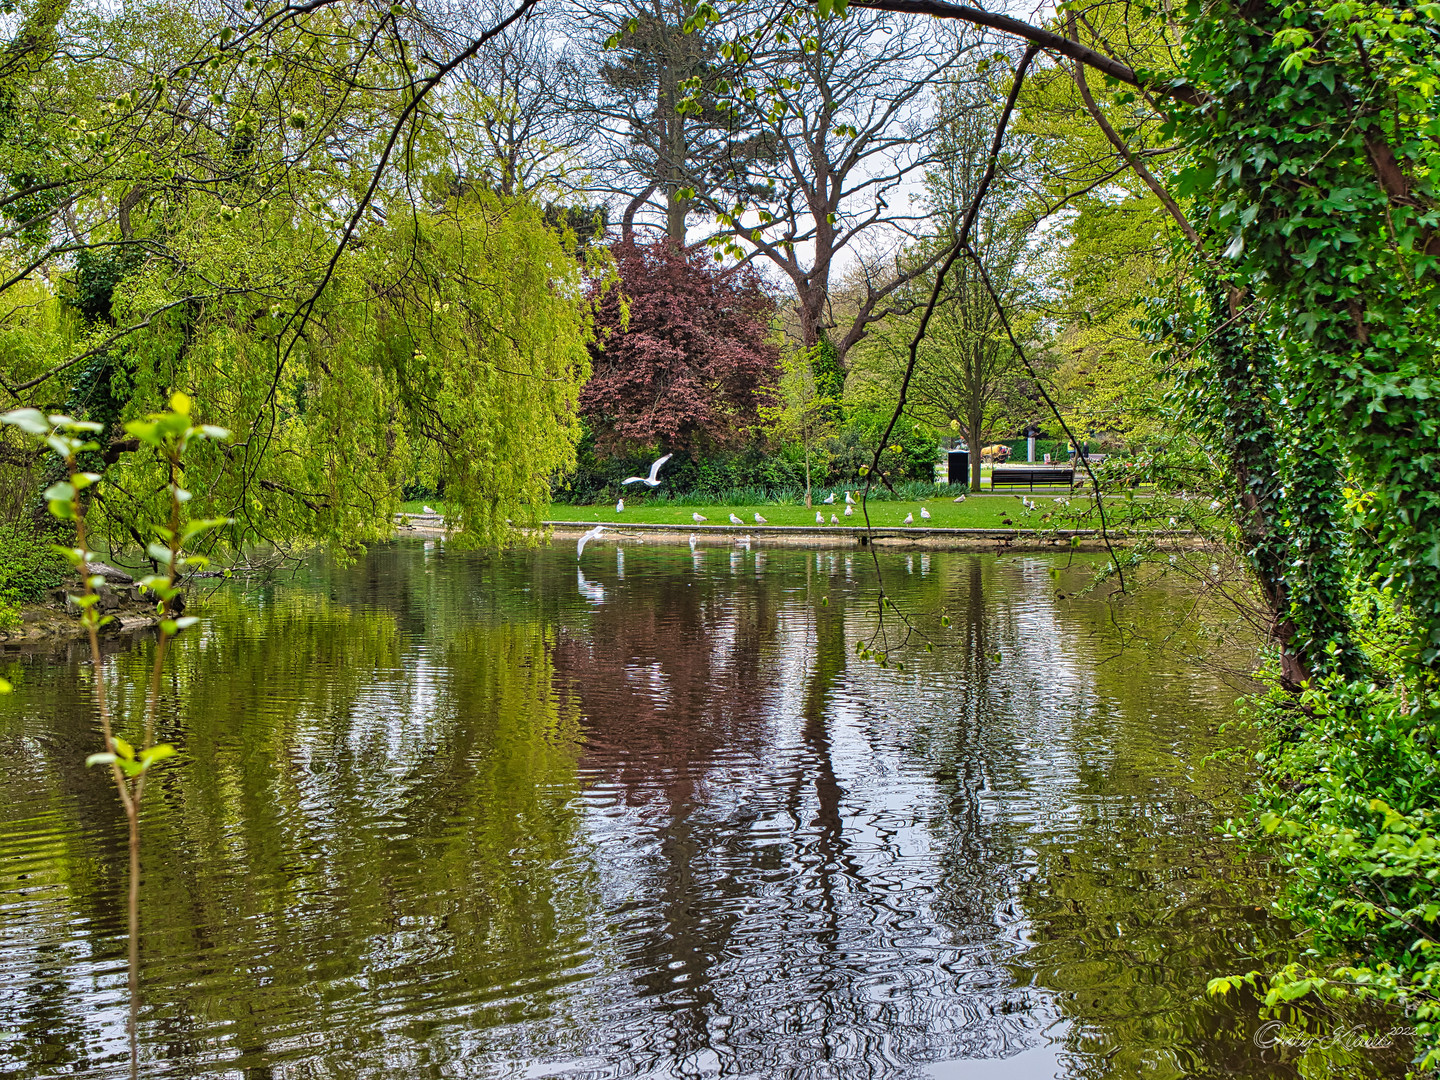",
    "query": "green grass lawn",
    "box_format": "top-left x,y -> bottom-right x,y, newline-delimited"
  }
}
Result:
404,495 -> 1090,529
